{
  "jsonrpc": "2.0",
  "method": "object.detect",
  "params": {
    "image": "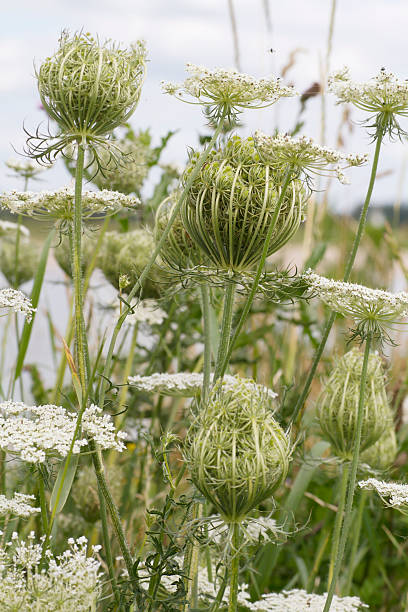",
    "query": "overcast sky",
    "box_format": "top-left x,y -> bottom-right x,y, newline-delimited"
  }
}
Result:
1,0 -> 408,210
